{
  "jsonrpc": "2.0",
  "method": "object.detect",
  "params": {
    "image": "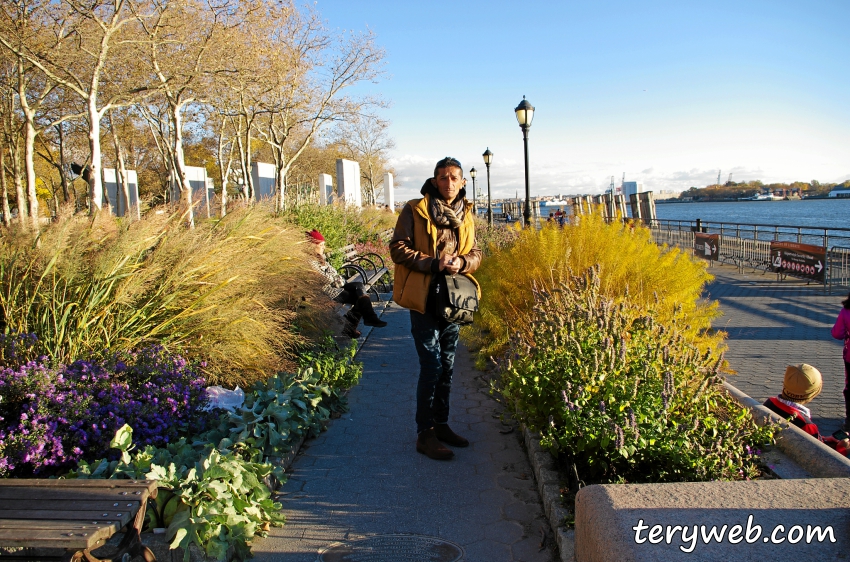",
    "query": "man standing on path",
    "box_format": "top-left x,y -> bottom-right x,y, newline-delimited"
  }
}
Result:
390,157 -> 483,460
